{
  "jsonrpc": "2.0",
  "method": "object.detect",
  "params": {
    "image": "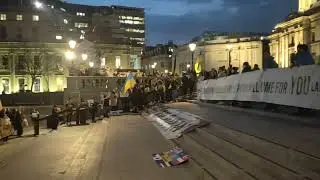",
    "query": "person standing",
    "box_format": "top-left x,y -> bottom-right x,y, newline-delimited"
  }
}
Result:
51,105 -> 59,130
31,109 -> 40,136
0,109 -> 12,142
14,109 -> 23,136
109,91 -> 118,111
90,99 -> 98,123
